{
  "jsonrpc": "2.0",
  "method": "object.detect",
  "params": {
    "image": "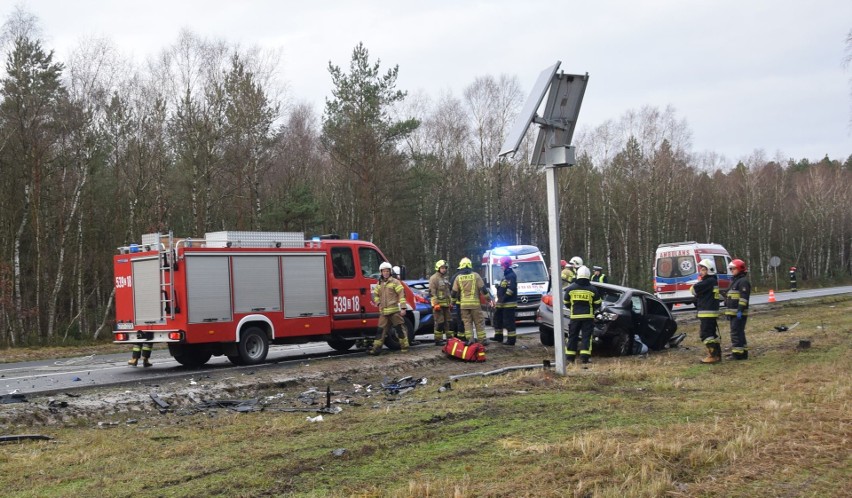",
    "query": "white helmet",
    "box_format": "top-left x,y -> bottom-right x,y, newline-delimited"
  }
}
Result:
569,256 -> 583,267
379,262 -> 393,271
392,265 -> 401,276
576,265 -> 591,280
698,258 -> 716,275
